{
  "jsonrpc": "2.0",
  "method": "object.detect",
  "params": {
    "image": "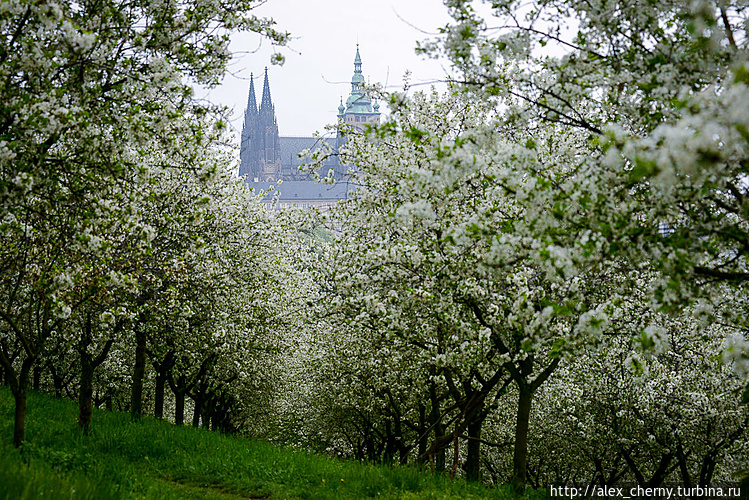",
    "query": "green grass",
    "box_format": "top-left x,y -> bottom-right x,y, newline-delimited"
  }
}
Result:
0,387 -> 539,499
